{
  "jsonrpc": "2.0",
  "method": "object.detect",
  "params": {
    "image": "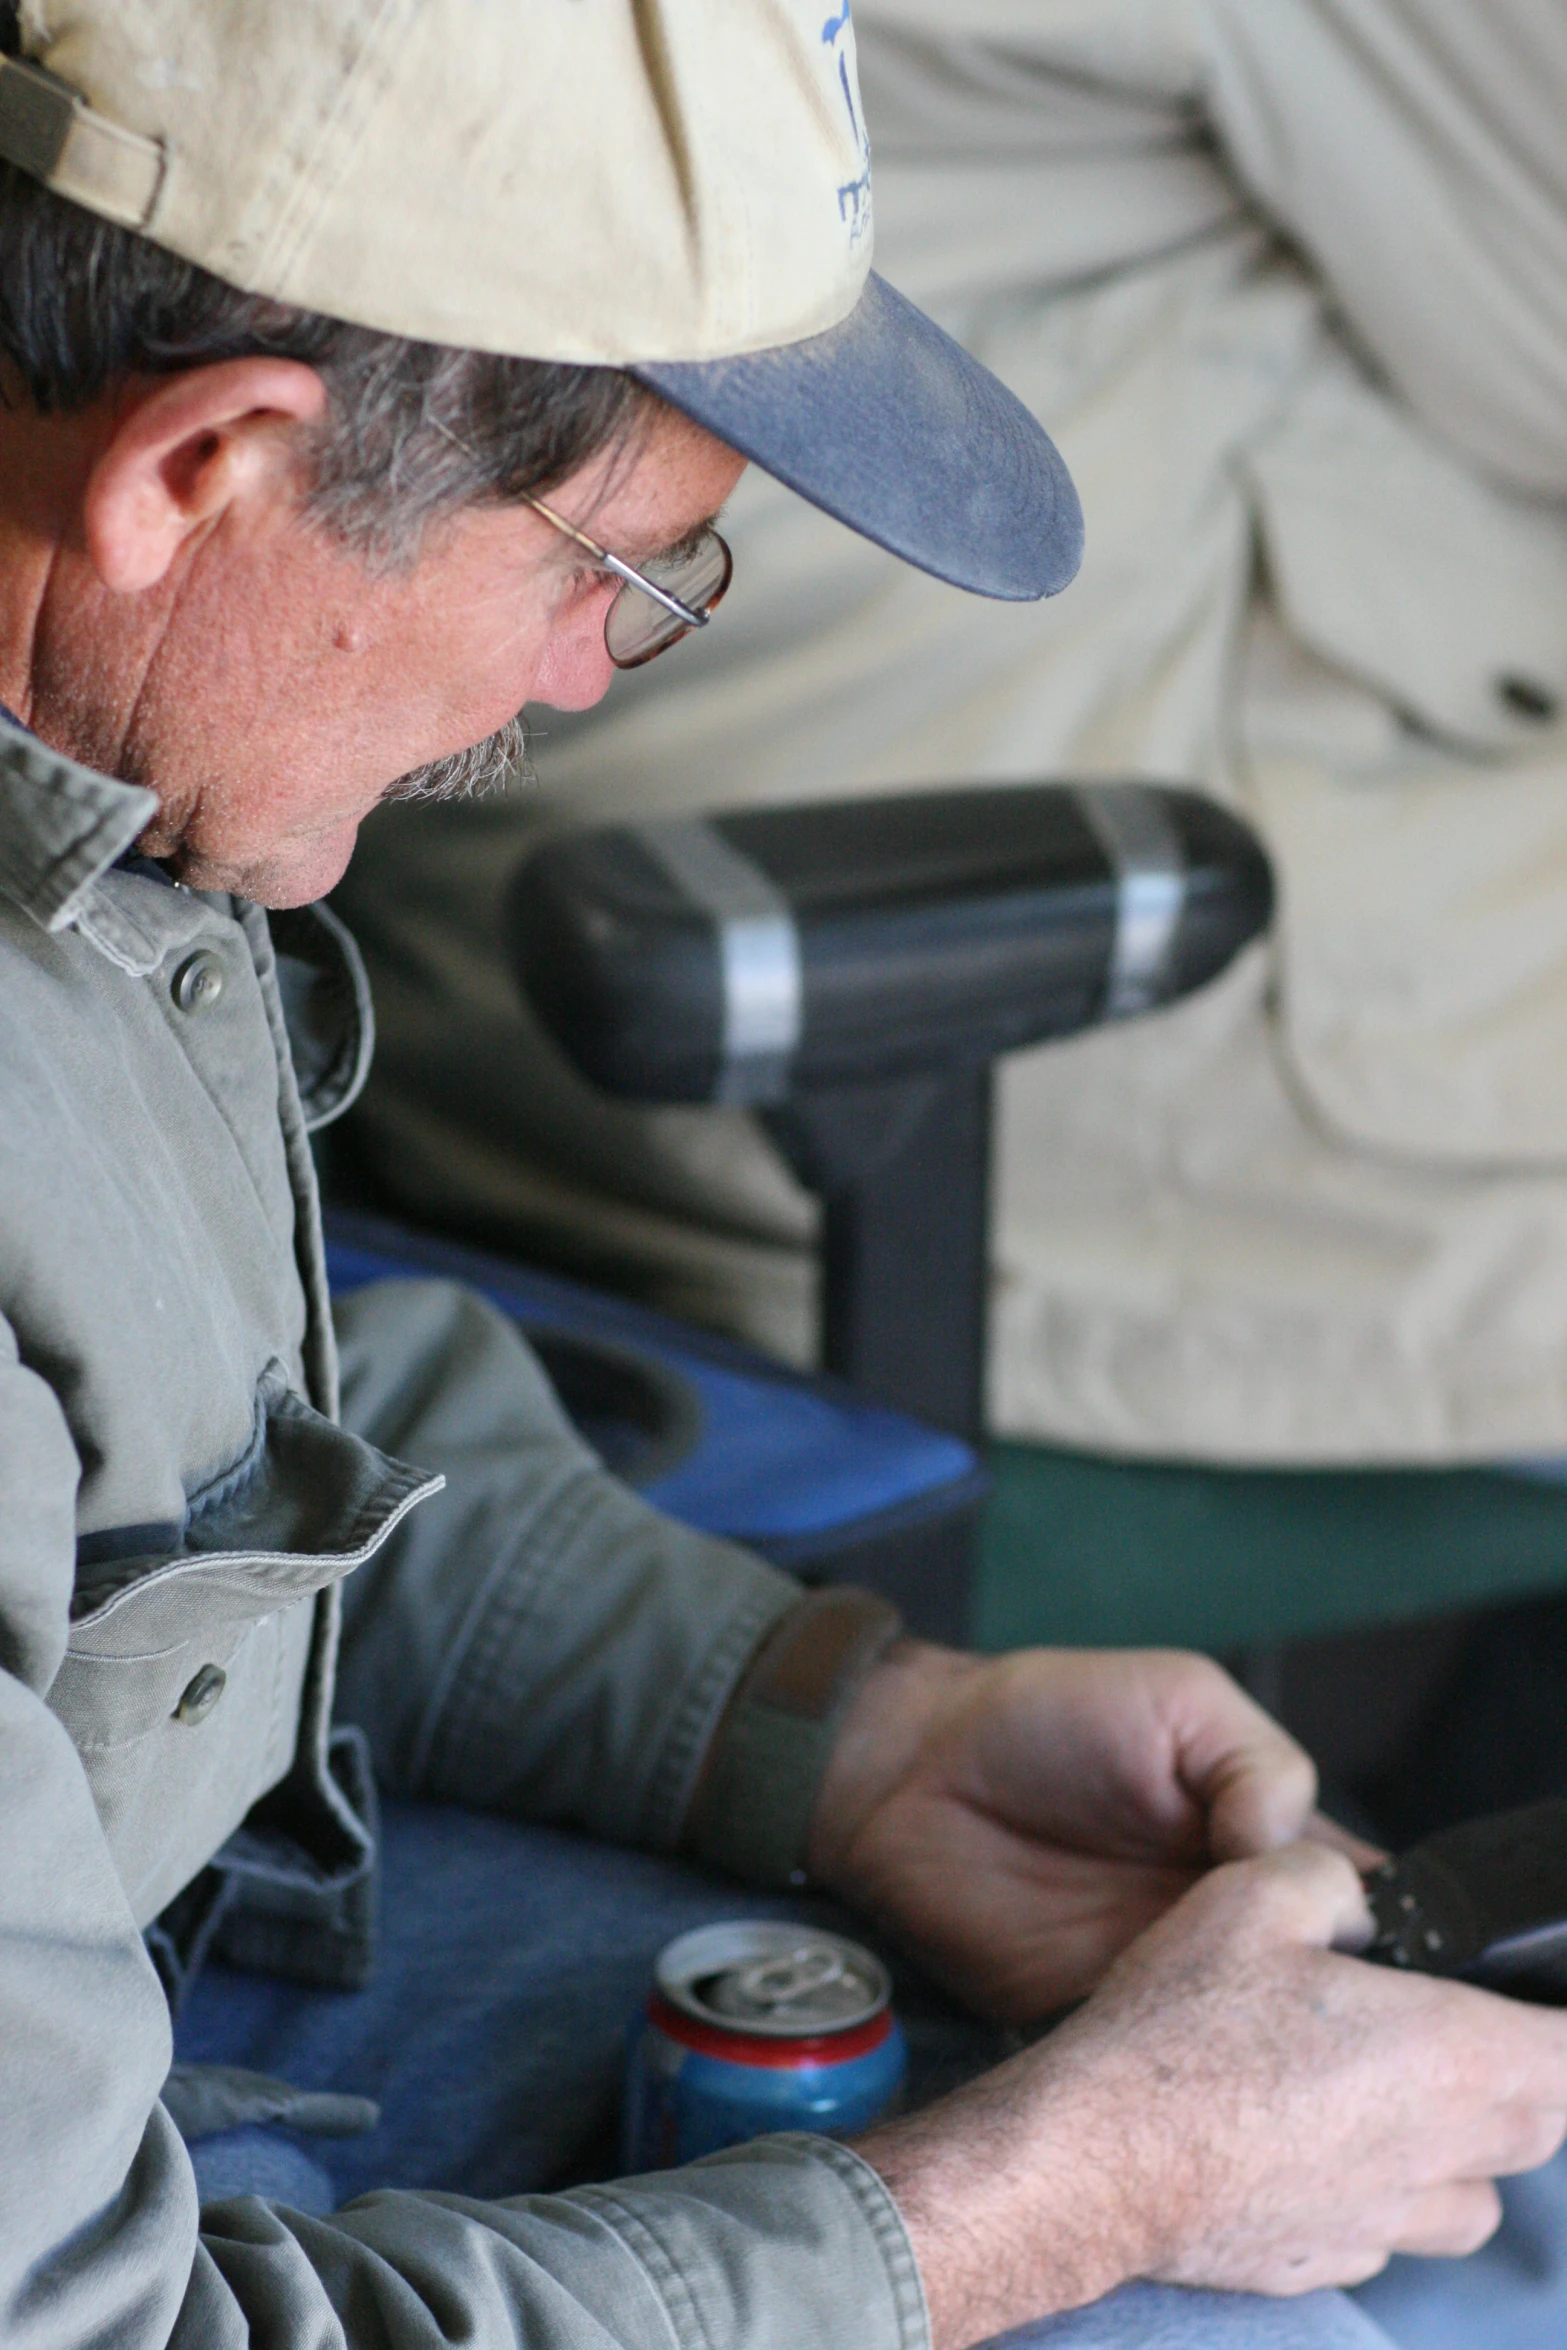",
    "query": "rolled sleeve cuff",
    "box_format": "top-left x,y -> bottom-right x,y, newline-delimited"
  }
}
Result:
680,1588 -> 903,1887
571,2135 -> 930,2350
